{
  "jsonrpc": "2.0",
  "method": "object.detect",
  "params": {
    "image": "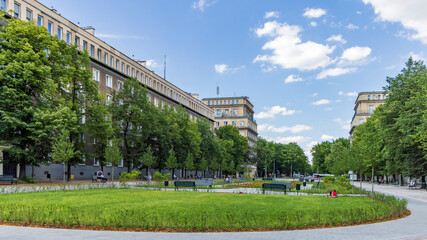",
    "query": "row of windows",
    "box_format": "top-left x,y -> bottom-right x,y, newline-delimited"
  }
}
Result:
367,94 -> 386,100
215,109 -> 238,116
8,0 -> 212,119
215,121 -> 245,127
208,99 -> 239,105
